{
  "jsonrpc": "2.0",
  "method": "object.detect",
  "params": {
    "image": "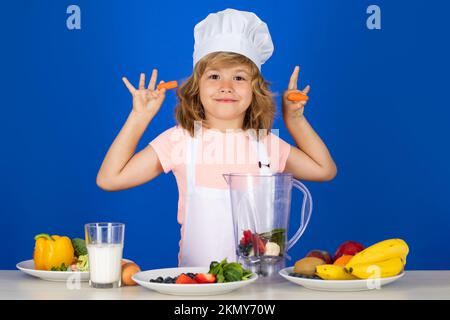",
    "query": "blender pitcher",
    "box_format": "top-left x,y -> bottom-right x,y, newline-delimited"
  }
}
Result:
223,173 -> 312,278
